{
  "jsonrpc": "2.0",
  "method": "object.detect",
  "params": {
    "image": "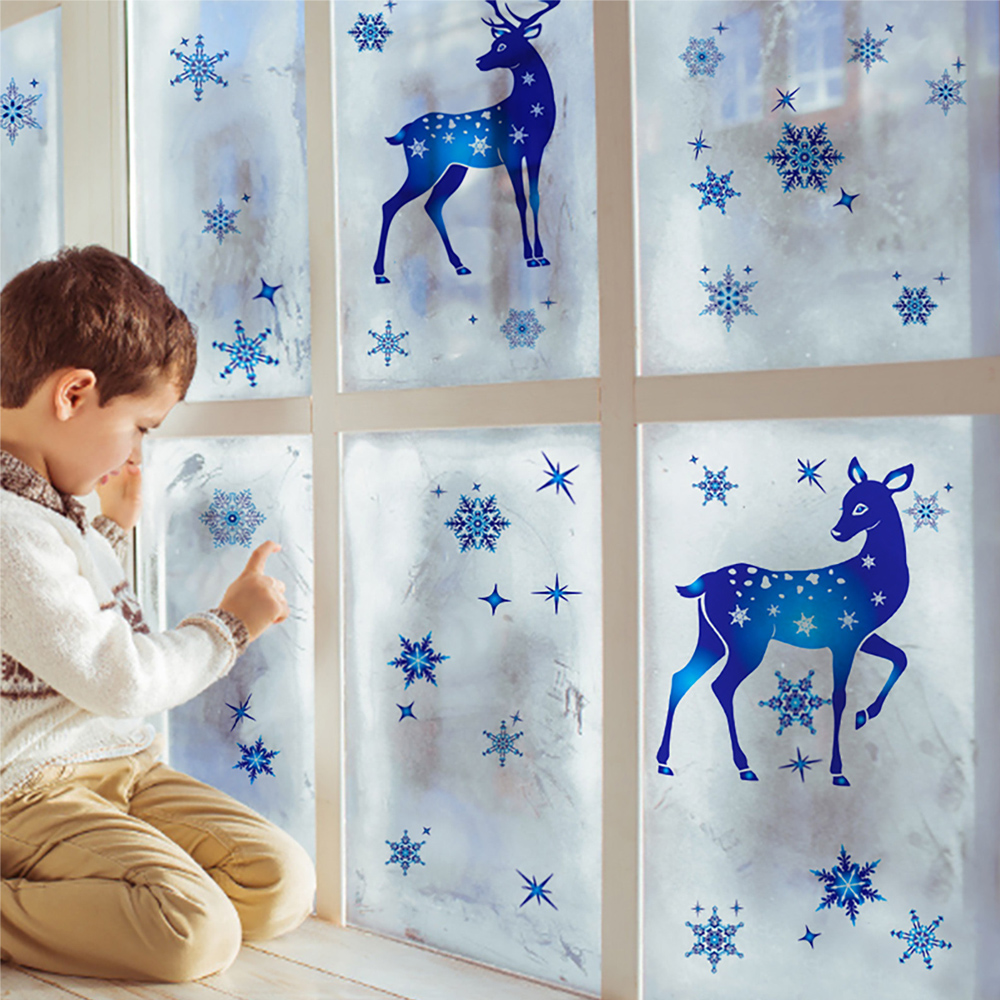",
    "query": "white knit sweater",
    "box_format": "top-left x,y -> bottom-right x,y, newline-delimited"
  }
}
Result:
0,450 -> 249,801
